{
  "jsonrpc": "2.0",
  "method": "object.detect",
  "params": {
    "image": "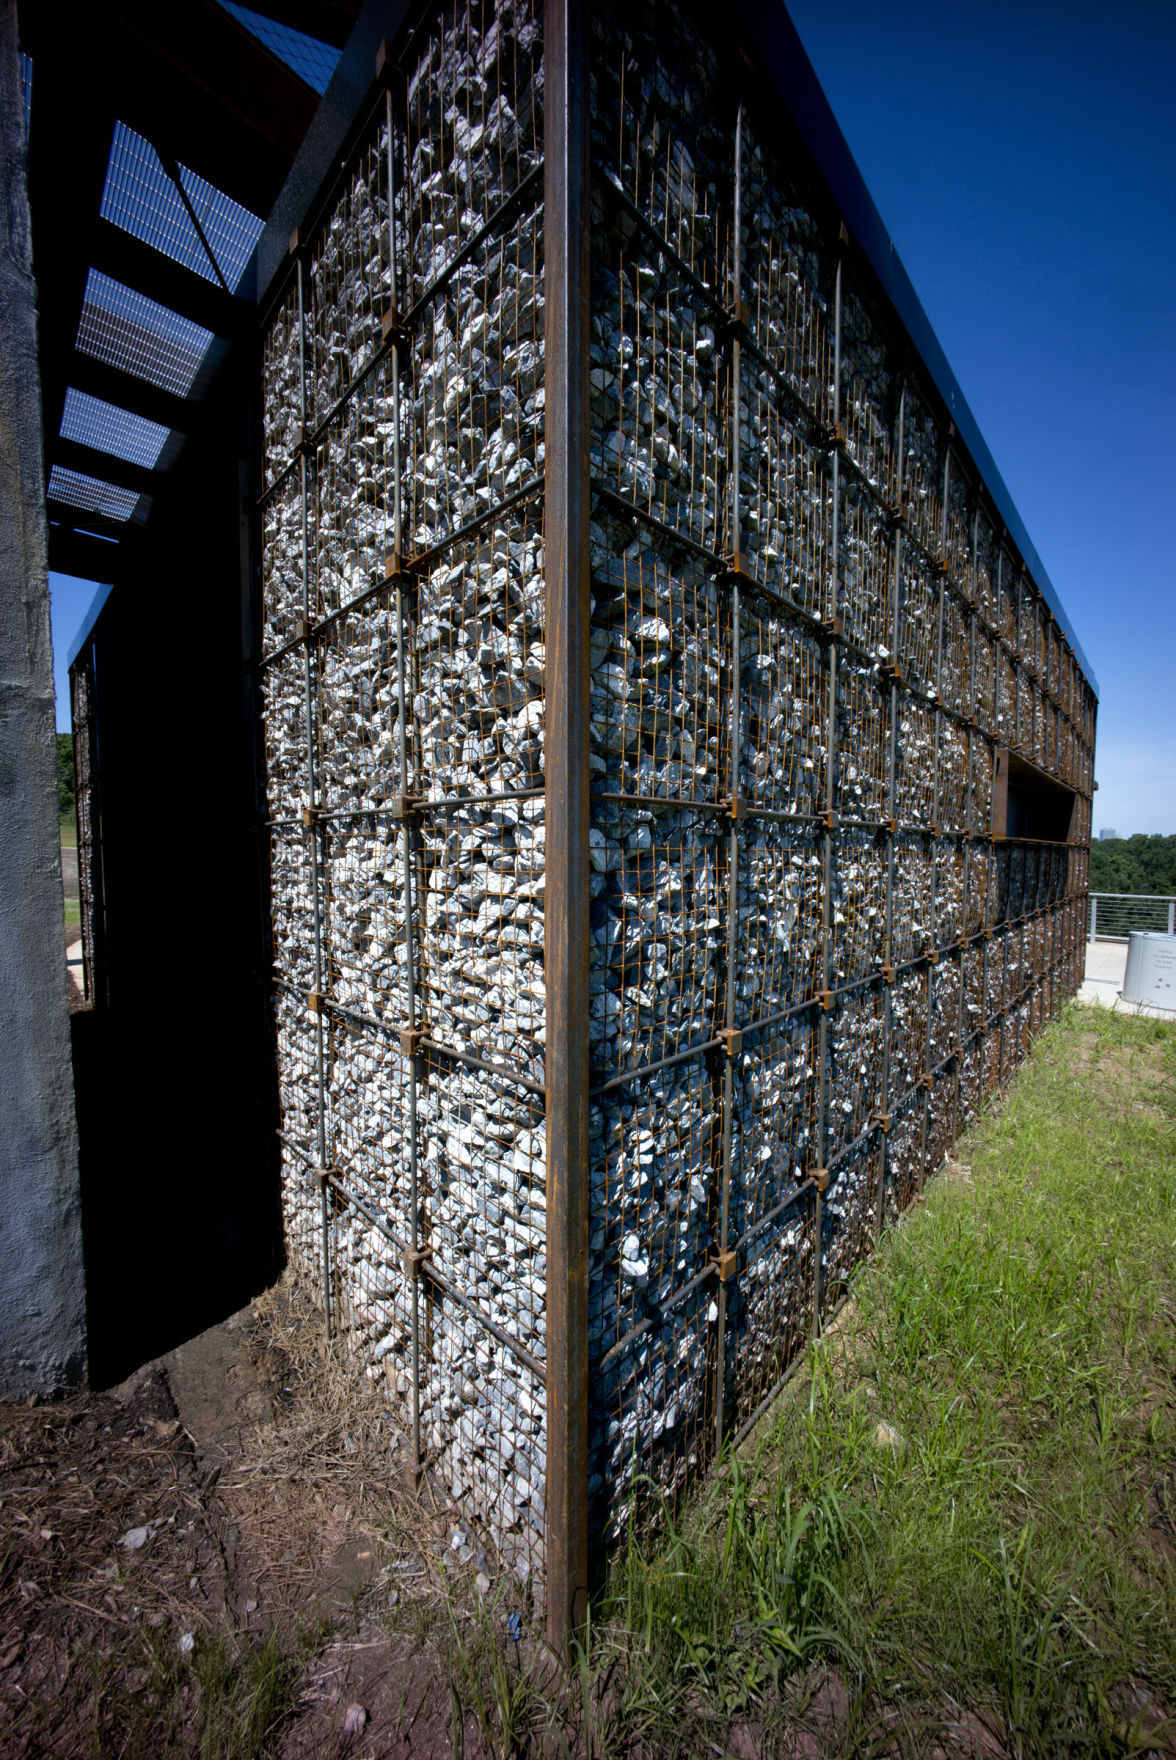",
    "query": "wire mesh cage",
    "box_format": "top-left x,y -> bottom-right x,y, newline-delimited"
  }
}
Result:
254,0 -> 1096,1638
